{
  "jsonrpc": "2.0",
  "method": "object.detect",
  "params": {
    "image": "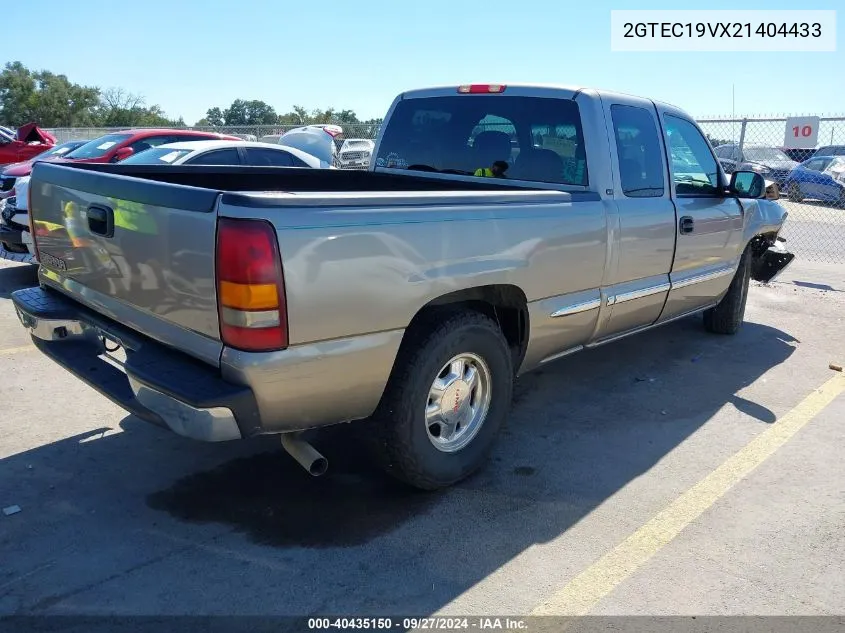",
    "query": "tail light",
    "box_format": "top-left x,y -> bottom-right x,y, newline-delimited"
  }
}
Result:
458,84 -> 507,94
215,218 -> 288,352
322,126 -> 342,138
